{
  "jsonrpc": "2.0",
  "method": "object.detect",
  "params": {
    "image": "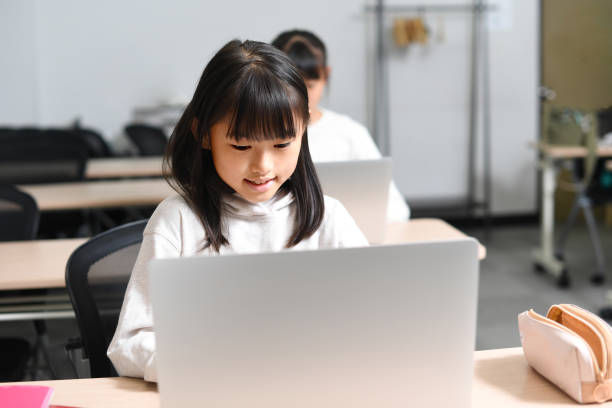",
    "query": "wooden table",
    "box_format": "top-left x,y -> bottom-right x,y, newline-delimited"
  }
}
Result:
0,219 -> 484,294
0,220 -> 484,322
0,238 -> 86,322
2,348 -> 596,407
532,144 -> 612,281
19,179 -> 173,211
0,239 -> 86,291
86,157 -> 163,179
385,218 -> 486,259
